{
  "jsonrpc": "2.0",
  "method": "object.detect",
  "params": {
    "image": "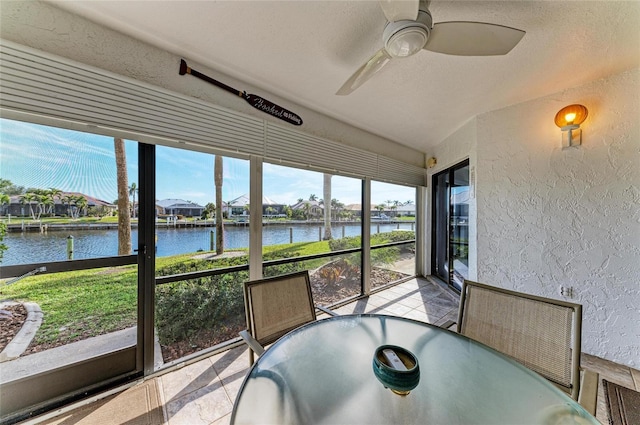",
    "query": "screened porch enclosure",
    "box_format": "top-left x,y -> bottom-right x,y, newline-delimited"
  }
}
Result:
0,39 -> 426,423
